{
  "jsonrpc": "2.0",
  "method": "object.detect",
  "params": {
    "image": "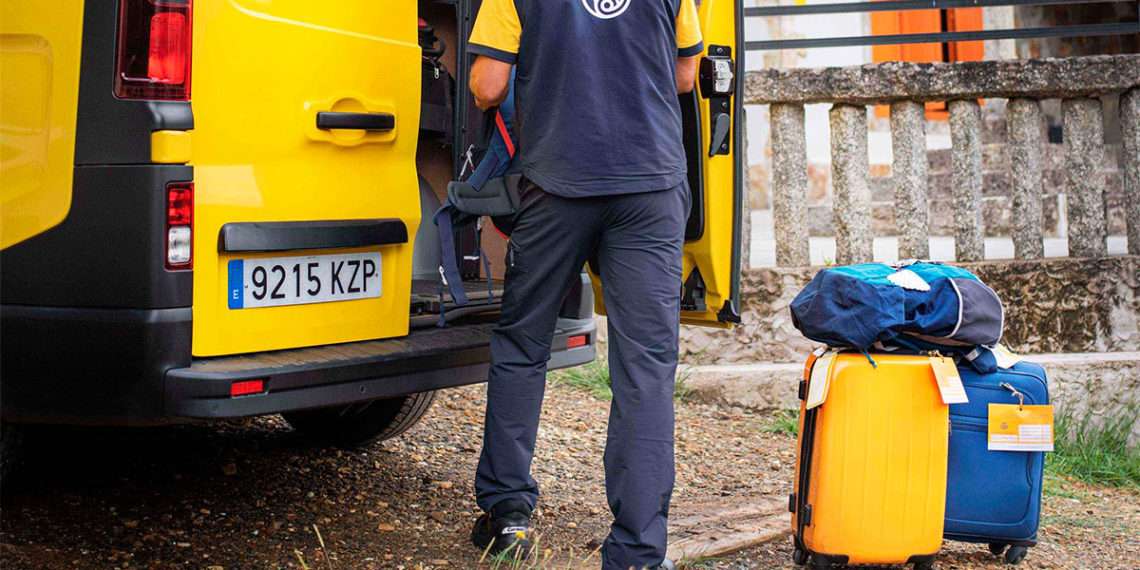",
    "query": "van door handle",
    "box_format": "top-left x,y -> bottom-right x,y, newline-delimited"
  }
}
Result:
316,112 -> 395,132
708,112 -> 730,156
